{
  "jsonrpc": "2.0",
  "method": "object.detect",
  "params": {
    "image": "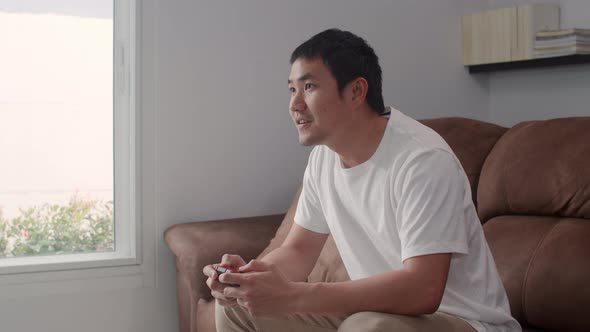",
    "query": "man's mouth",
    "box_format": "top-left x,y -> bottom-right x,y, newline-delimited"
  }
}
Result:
296,120 -> 311,130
